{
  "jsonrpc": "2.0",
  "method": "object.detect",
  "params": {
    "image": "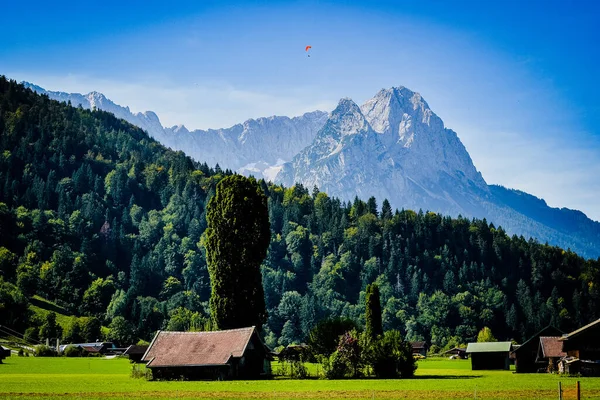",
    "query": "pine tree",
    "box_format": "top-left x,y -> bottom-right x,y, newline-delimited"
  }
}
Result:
204,175 -> 270,330
381,199 -> 393,220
